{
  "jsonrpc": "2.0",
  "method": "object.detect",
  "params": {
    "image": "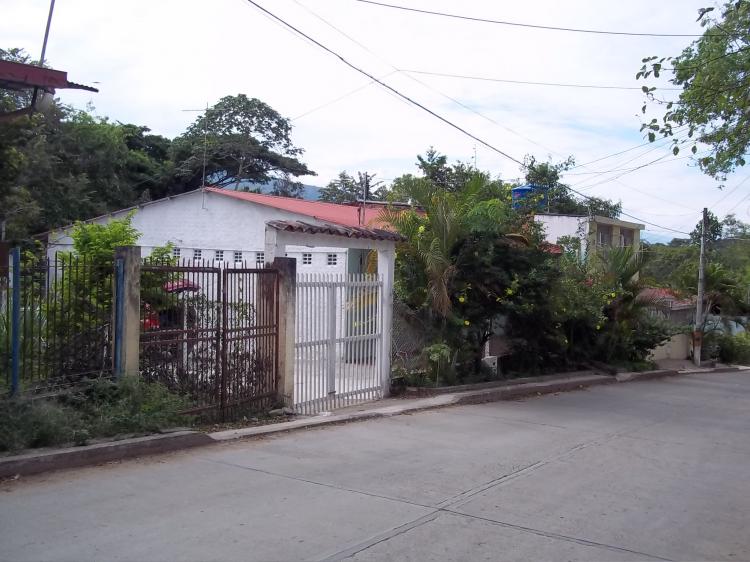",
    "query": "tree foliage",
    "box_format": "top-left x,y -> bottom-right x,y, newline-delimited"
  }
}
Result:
171,94 -> 313,192
0,49 -> 314,240
319,171 -> 384,203
637,1 -> 750,179
521,156 -> 622,218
